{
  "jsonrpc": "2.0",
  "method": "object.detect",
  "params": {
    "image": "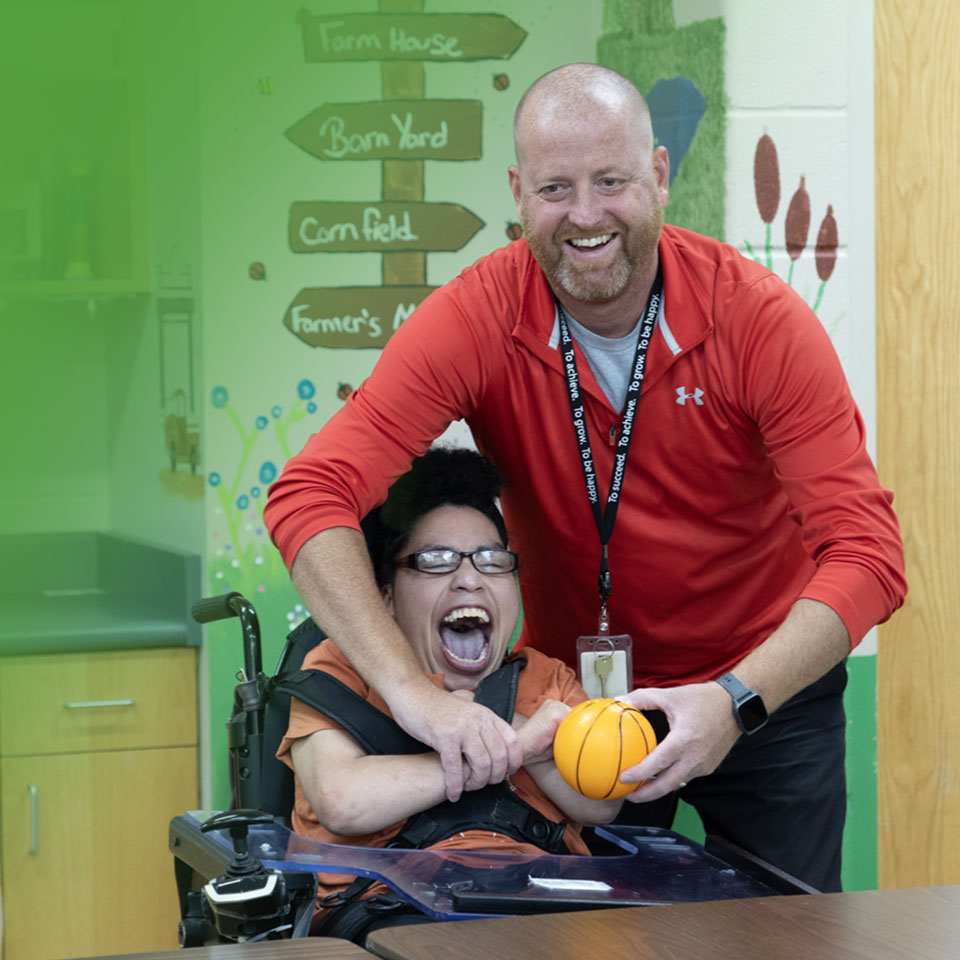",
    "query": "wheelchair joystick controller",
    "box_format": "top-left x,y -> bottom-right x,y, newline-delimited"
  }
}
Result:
193,810 -> 293,942
203,810 -> 274,875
